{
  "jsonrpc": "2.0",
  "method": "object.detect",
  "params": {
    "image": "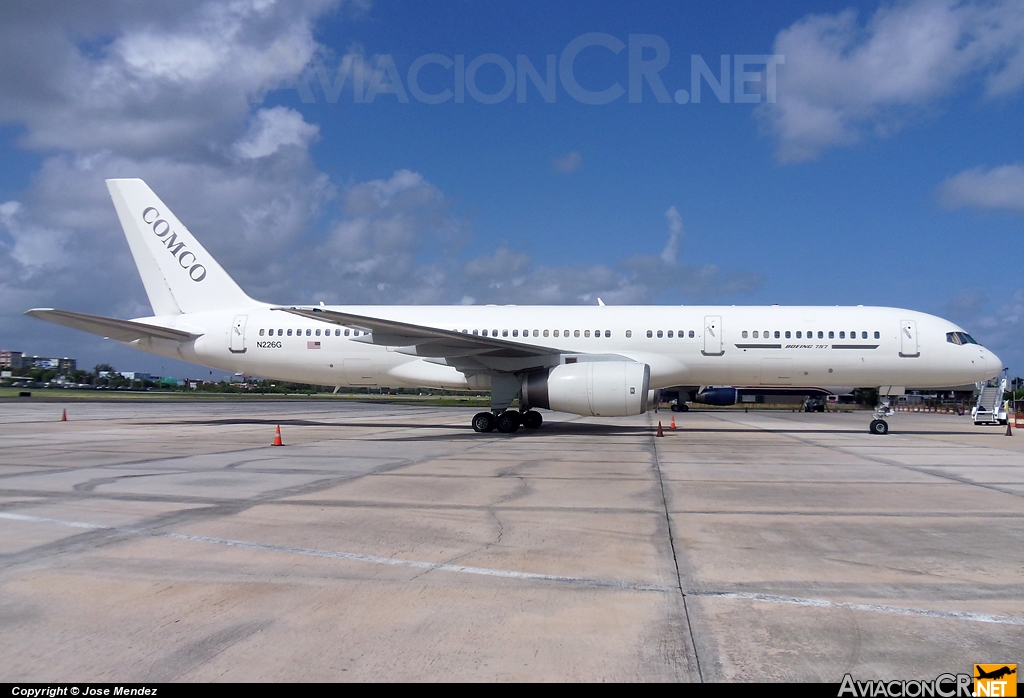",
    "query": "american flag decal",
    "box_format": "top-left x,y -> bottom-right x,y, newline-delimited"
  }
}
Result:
307,341 -> 321,349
